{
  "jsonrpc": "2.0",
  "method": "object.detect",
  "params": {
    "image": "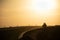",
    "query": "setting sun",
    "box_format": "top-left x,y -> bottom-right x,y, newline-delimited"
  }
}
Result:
31,0 -> 58,18
32,0 -> 57,11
